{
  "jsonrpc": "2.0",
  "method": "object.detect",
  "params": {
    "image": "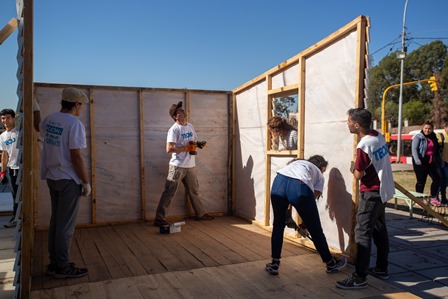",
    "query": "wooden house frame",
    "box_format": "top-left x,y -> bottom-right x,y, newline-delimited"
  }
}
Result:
13,1 -> 370,296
